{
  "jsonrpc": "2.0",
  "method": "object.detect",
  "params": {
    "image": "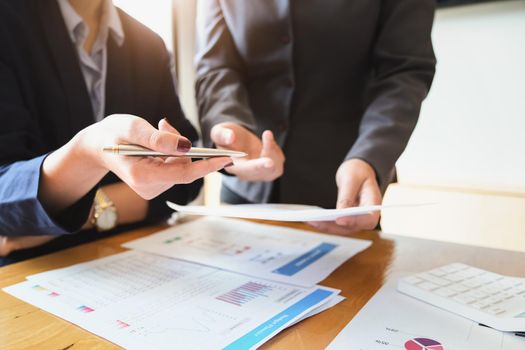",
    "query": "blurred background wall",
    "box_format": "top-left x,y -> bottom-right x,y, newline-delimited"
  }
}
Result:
381,0 -> 525,252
